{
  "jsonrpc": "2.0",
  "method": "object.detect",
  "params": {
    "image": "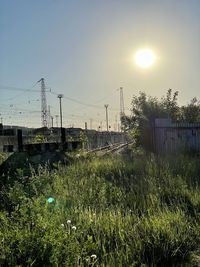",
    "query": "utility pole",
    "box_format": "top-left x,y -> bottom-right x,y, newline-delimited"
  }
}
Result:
57,94 -> 63,128
114,114 -> 118,132
119,87 -> 125,132
51,116 -> 54,128
38,78 -> 48,128
119,87 -> 125,116
104,104 -> 109,131
55,115 -> 59,127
